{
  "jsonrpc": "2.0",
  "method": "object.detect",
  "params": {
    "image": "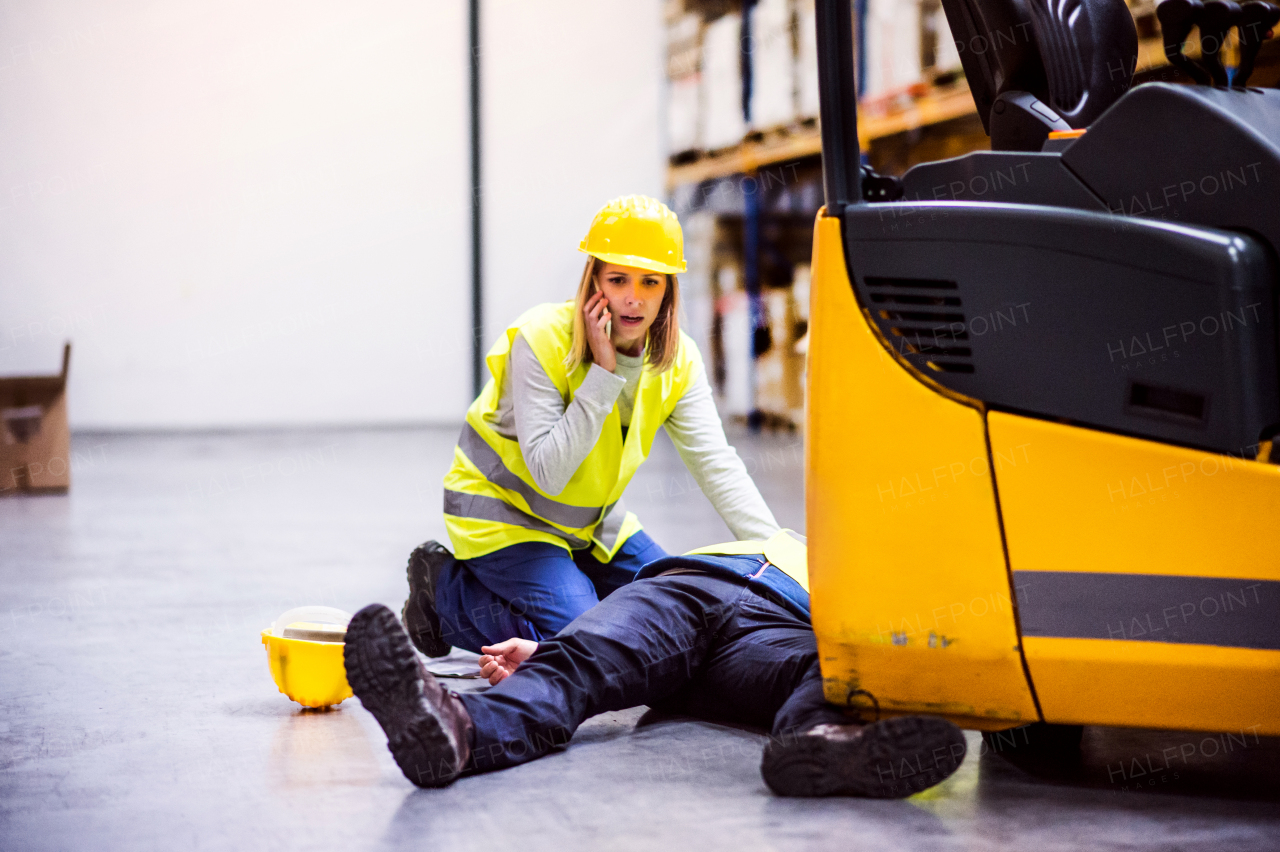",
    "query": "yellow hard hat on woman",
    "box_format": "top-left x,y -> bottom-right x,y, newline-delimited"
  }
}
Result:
578,195 -> 687,274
